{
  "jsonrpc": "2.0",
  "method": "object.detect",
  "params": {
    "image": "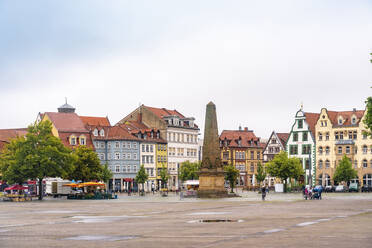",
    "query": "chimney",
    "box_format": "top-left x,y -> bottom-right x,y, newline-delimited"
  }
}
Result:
244,127 -> 248,131
239,125 -> 242,131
